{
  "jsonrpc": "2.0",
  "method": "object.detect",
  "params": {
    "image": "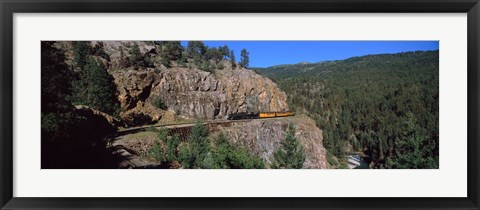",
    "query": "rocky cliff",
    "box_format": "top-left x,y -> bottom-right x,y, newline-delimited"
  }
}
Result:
113,67 -> 288,122
55,41 -> 288,124
99,41 -> 287,120
211,115 -> 328,169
